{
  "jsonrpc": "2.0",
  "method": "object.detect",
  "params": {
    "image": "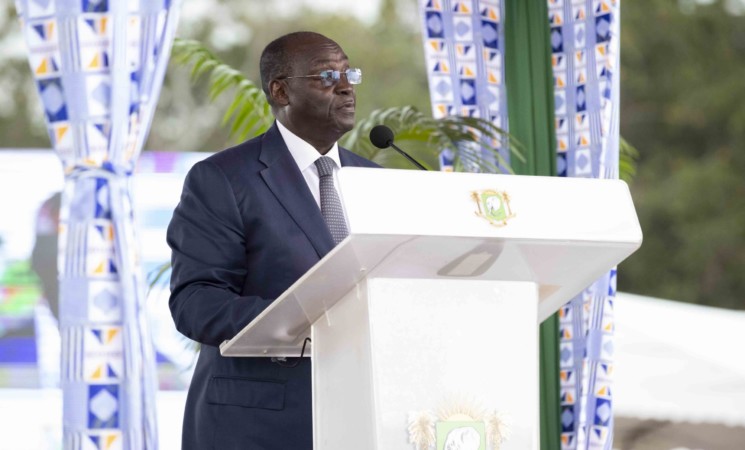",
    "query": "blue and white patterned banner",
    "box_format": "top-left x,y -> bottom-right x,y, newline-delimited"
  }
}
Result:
549,1 -> 620,449
550,0 -> 619,180
420,0 -> 621,448
16,0 -> 181,448
419,0 -> 508,170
